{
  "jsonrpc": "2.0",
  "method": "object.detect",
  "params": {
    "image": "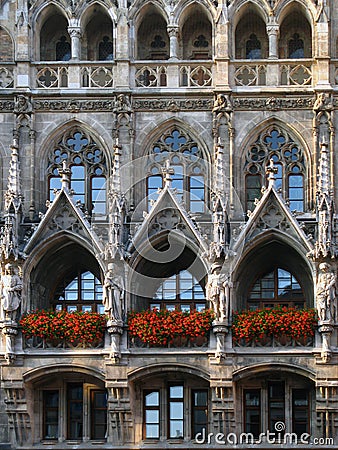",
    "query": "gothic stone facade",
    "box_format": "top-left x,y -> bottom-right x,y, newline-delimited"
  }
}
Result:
0,0 -> 338,448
